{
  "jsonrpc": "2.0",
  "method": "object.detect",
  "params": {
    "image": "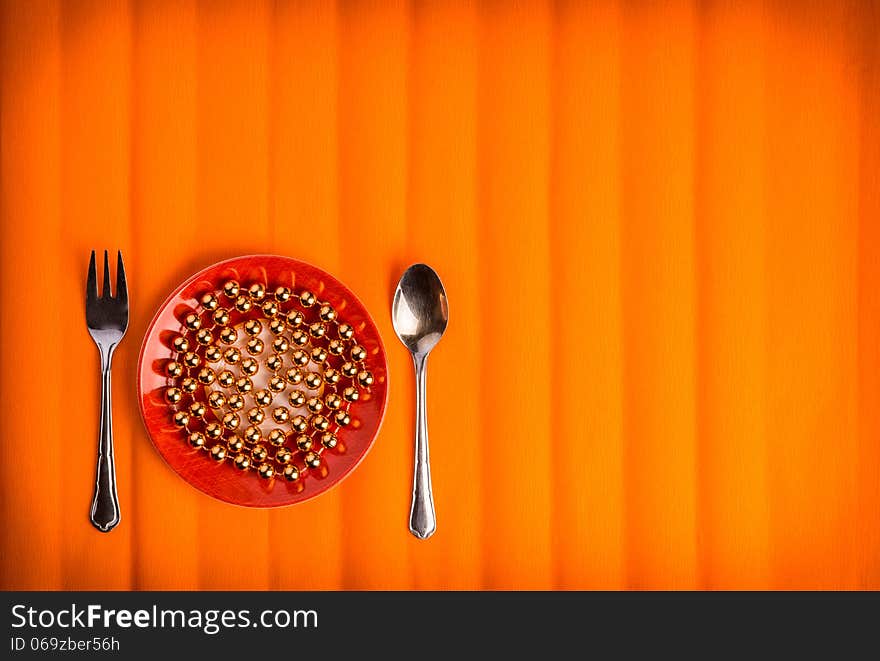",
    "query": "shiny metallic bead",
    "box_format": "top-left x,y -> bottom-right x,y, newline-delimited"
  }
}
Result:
223,347 -> 241,364
272,337 -> 289,353
188,432 -> 206,448
172,335 -> 190,353
244,425 -> 262,444
248,283 -> 266,301
325,394 -> 343,410
222,280 -> 240,299
291,330 -> 309,346
328,339 -> 345,356
219,327 -> 238,345
288,390 -> 306,407
272,407 -> 290,423
189,401 -> 206,418
291,350 -> 308,367
233,454 -> 250,470
343,386 -> 359,403
291,415 -> 308,433
268,318 -> 286,335
351,345 -> 367,362
208,391 -> 226,409
210,444 -> 227,461
222,412 -> 241,430
295,434 -> 312,452
309,322 -> 325,339
165,387 -> 183,404
227,436 -> 244,453
196,329 -> 213,345
201,292 -> 219,311
217,369 -> 236,387
285,368 -> 303,385
197,367 -> 216,385
323,368 -> 340,385
234,295 -> 252,313
266,353 -> 284,372
184,312 -> 202,331
282,464 -> 300,481
212,308 -> 230,326
227,394 -> 245,411
299,290 -> 316,307
183,352 -> 201,369
246,338 -> 264,356
268,376 -> 286,393
236,377 -> 253,394
275,447 -> 292,464
205,423 -> 223,439
307,397 -> 323,414
311,415 -> 330,431
173,411 -> 190,427
267,429 -> 287,446
181,377 -> 198,394
319,304 -> 336,322
357,370 -> 374,387
304,451 -> 321,469
254,389 -> 273,407
304,372 -> 322,390
287,310 -> 304,327
205,346 -> 222,363
166,360 -> 183,378
341,362 -> 358,378
338,323 -> 354,340
246,407 -> 264,425
334,411 -> 351,427
321,432 -> 338,449
251,444 -> 268,462
311,347 -> 328,364
275,286 -> 292,303
257,463 -> 274,479
262,300 -> 279,318
244,319 -> 262,337
240,358 -> 259,376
